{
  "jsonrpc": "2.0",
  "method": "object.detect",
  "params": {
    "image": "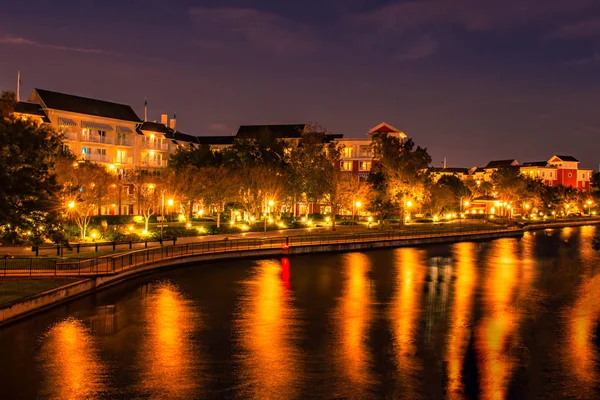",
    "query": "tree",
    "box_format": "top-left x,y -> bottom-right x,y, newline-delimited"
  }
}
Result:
126,169 -> 159,231
370,134 -> 432,226
202,166 -> 240,228
0,92 -> 66,243
161,165 -> 203,221
339,175 -> 371,220
168,143 -> 221,169
56,161 -> 117,238
319,142 -> 344,230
